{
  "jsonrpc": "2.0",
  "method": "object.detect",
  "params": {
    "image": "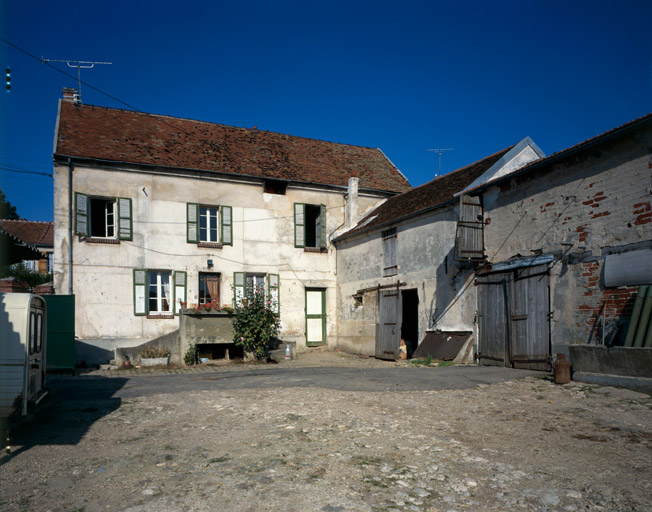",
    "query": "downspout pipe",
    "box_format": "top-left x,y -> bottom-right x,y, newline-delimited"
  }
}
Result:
68,158 -> 73,295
